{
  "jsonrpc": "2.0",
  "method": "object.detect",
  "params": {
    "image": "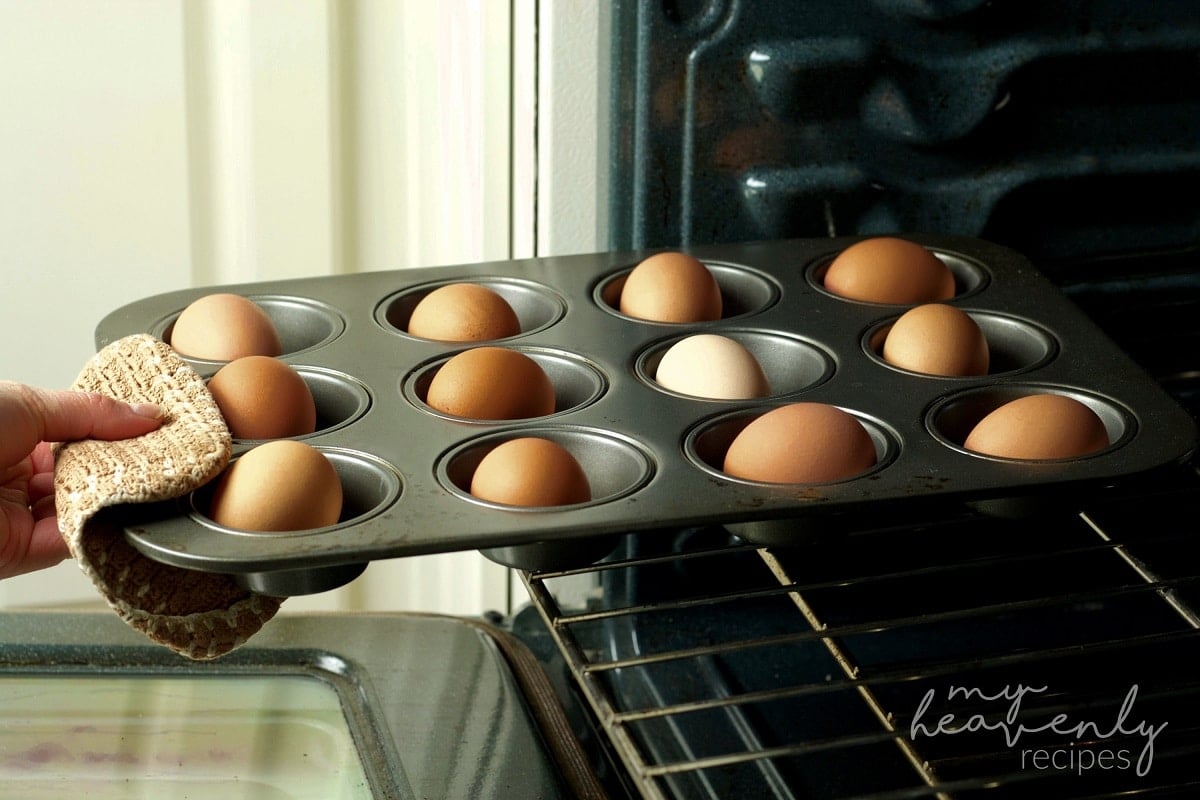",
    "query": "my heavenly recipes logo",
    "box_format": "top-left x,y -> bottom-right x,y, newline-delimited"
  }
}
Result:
910,683 -> 1167,777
